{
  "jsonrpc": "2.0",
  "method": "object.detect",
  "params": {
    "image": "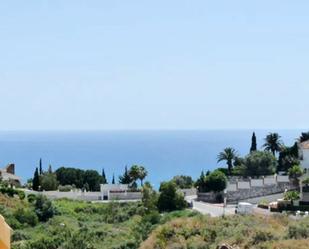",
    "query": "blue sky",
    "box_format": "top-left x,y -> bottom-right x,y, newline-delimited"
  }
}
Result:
0,1 -> 308,130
